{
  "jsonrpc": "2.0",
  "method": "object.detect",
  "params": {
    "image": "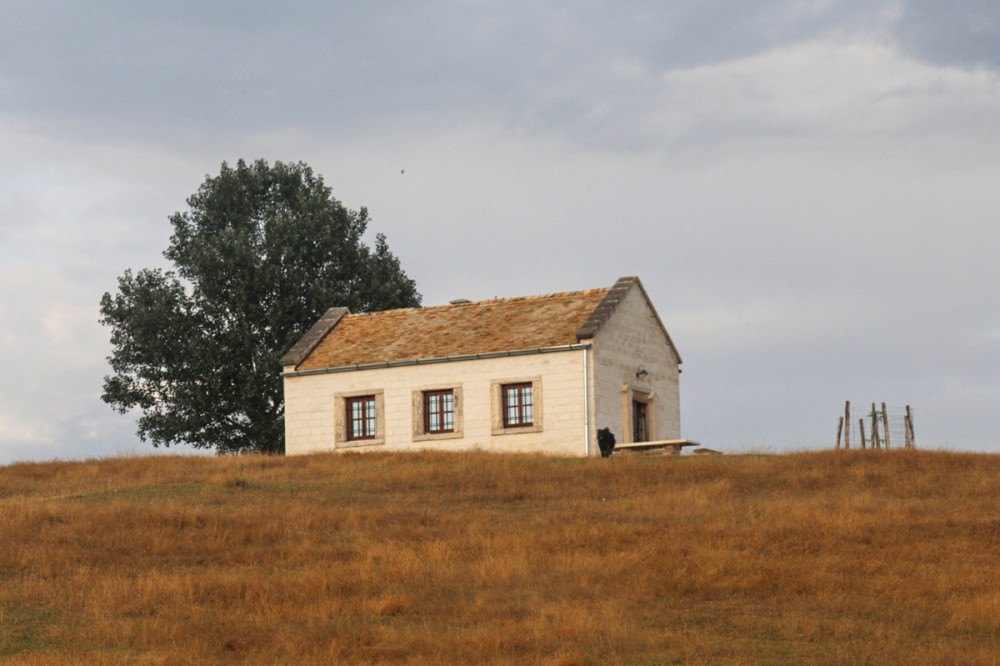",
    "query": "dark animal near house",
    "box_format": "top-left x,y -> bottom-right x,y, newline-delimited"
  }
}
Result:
598,427 -> 616,458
